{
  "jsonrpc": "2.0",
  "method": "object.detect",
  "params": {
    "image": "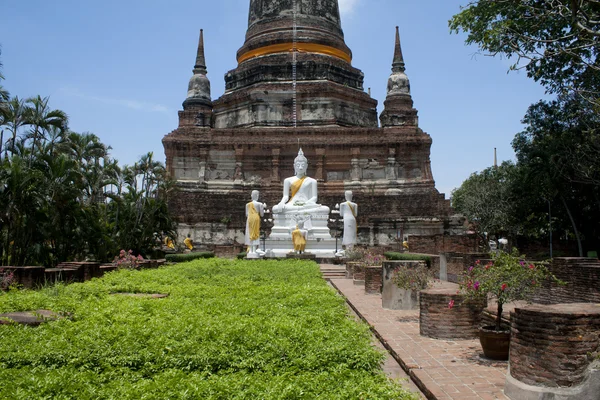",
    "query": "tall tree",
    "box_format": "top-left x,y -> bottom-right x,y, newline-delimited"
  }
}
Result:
513,93 -> 600,255
452,162 -> 521,242
25,95 -> 68,163
3,97 -> 31,156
